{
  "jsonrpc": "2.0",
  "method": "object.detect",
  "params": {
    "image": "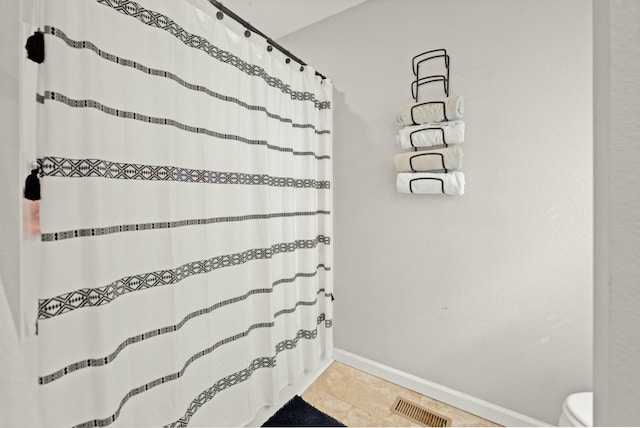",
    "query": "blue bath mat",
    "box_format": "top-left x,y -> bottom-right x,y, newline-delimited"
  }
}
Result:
262,395 -> 345,427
